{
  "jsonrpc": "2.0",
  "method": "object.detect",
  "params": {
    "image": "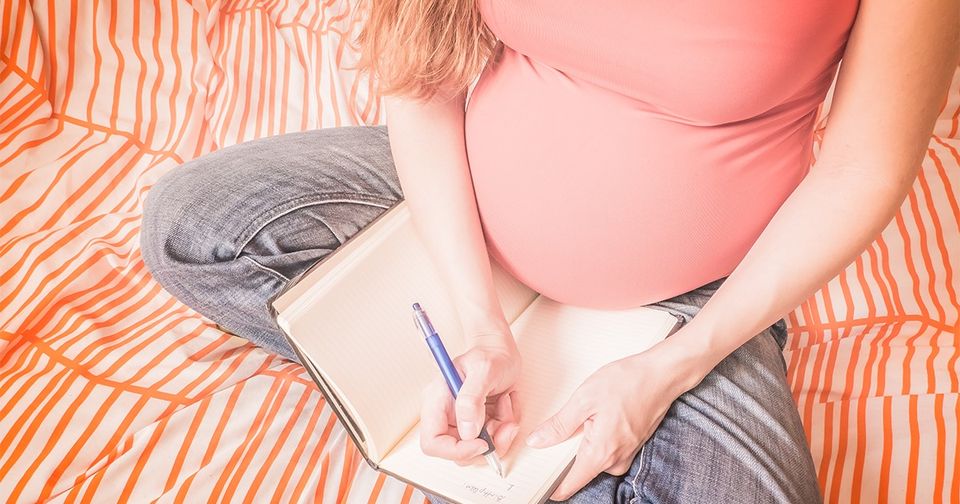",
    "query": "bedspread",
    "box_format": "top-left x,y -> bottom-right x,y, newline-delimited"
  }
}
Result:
1,1 -> 958,502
